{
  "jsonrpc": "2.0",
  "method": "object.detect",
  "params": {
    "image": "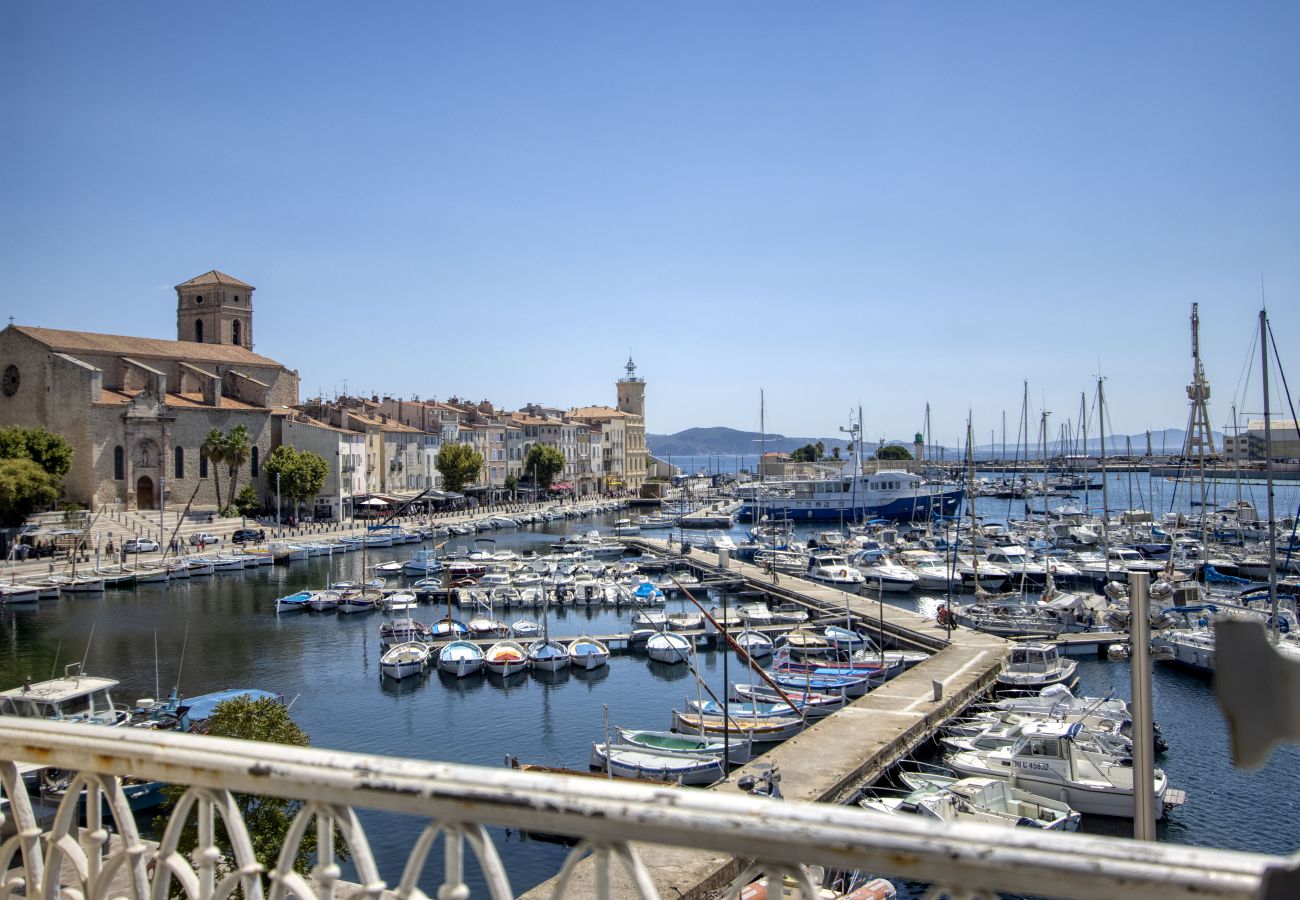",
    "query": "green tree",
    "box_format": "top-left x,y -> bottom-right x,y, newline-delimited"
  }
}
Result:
831,446 -> 841,460
0,426 -> 74,478
154,696 -> 344,878
815,441 -> 825,459
504,474 -> 518,499
234,484 -> 261,518
436,442 -> 484,493
201,429 -> 227,513
789,443 -> 822,463
0,458 -> 61,527
264,446 -> 329,514
876,444 -> 913,460
524,444 -> 566,491
224,425 -> 252,513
